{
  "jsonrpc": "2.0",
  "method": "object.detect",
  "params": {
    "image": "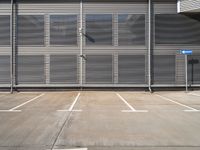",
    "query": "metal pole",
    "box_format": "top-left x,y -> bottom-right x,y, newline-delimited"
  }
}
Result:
10,0 -> 14,93
148,0 -> 152,93
79,0 -> 83,88
185,55 -> 188,92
